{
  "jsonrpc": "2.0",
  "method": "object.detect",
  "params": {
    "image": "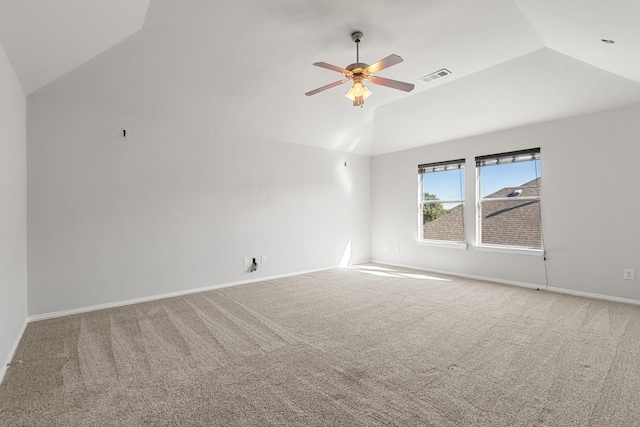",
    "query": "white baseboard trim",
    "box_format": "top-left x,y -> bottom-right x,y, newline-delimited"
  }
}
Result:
26,260 -> 640,324
541,286 -> 640,306
369,260 -> 640,306
28,266 -> 337,322
0,317 -> 29,385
